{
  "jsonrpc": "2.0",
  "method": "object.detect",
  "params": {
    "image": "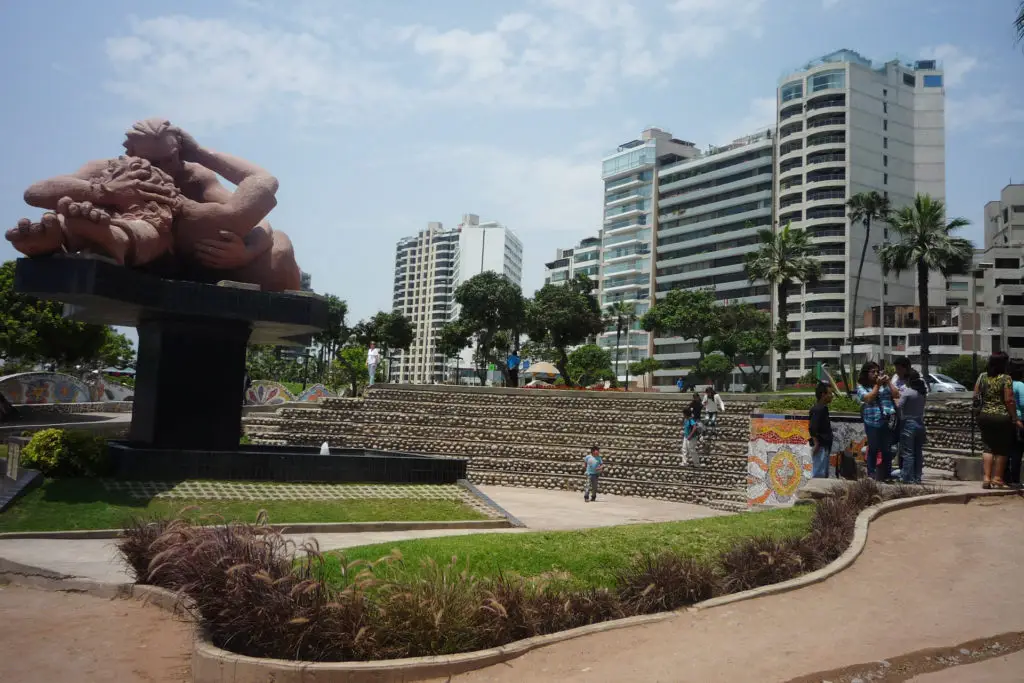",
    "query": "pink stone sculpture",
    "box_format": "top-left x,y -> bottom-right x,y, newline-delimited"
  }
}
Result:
7,119 -> 301,292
